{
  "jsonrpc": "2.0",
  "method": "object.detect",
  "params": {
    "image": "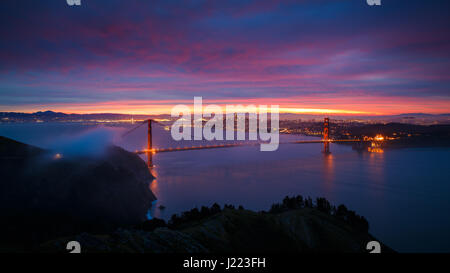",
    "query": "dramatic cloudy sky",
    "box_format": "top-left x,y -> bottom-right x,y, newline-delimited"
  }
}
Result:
0,0 -> 449,114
